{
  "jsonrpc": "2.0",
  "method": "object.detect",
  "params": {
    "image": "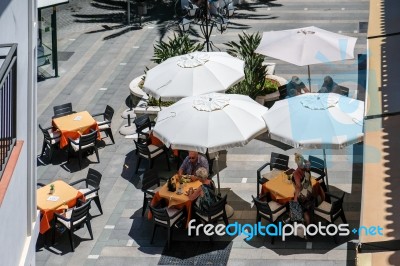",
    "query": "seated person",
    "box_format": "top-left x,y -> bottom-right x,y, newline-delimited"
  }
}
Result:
286,76 -> 310,96
189,167 -> 218,210
318,75 -> 338,93
178,151 -> 209,177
